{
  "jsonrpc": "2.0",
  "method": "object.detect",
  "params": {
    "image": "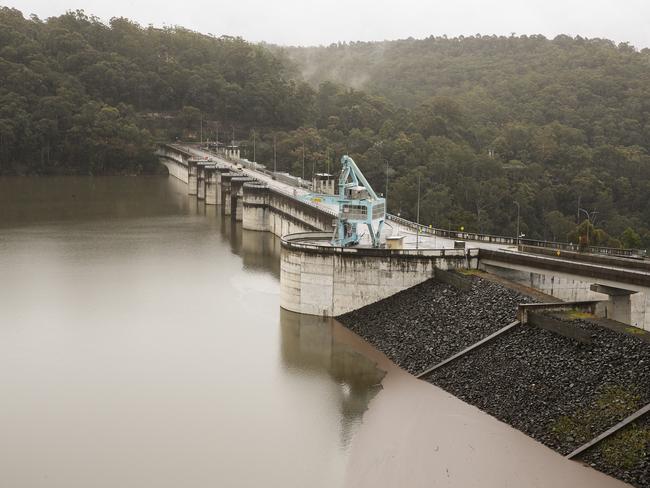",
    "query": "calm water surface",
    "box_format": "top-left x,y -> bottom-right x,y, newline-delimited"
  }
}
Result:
0,176 -> 384,488
0,176 -> 629,488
